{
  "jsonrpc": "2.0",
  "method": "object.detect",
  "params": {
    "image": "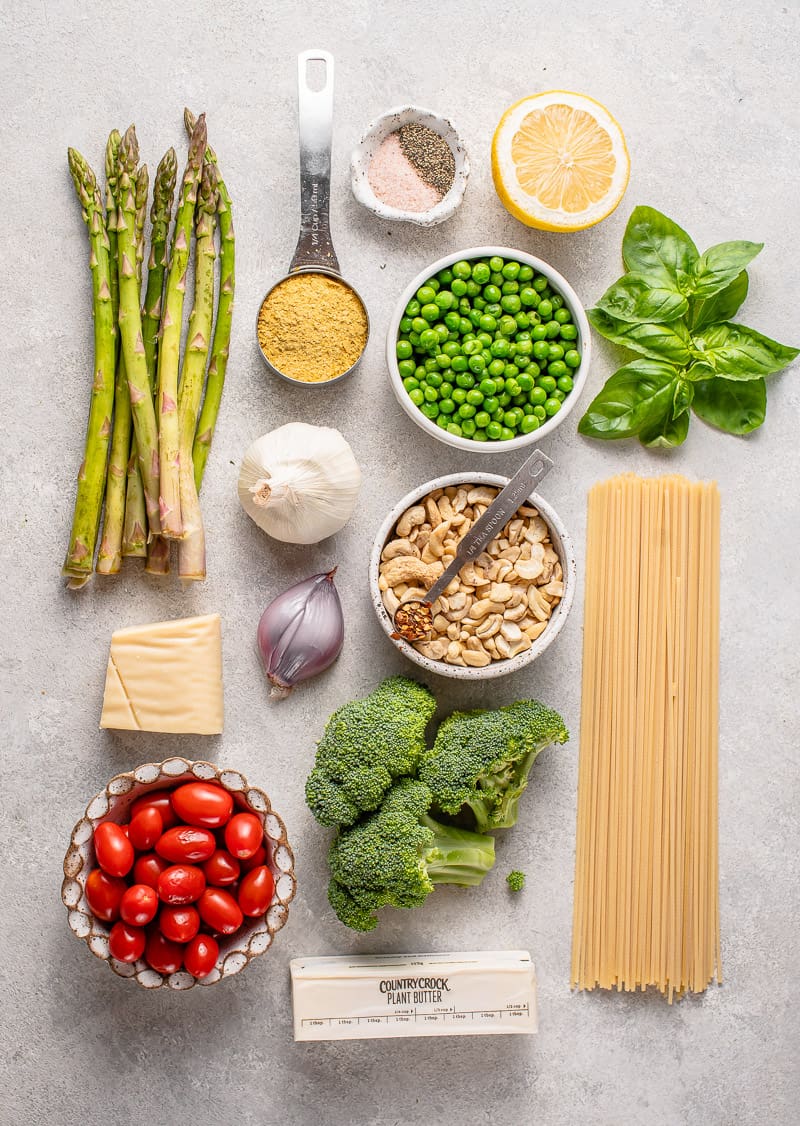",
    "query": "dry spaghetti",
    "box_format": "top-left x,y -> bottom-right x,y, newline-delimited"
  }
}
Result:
570,474 -> 721,1002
